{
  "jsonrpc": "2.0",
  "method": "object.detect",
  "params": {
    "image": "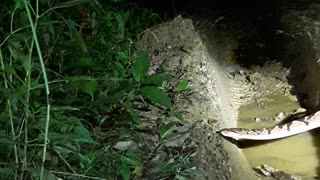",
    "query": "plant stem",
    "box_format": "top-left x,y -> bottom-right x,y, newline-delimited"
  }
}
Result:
23,1 -> 51,179
21,30 -> 35,180
0,49 -> 19,180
